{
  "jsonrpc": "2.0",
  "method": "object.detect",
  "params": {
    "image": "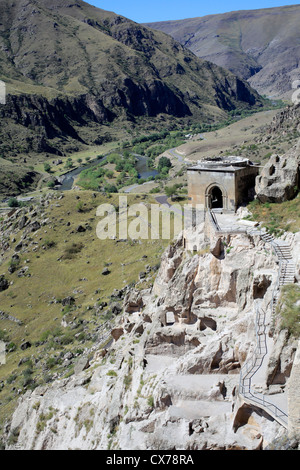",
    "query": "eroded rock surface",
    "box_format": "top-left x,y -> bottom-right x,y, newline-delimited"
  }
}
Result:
3,229 -> 299,450
255,141 -> 300,203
